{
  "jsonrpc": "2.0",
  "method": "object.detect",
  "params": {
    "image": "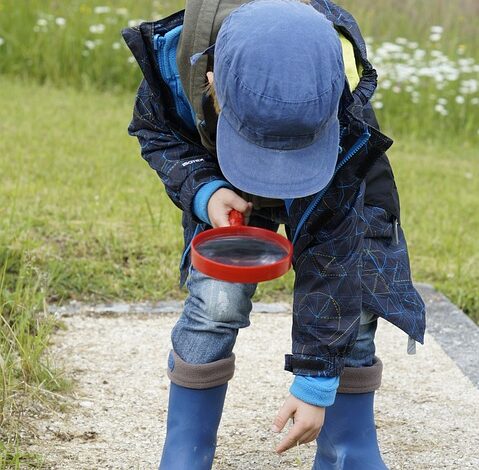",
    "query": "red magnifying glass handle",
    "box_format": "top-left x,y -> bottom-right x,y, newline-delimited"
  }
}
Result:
228,209 -> 244,226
